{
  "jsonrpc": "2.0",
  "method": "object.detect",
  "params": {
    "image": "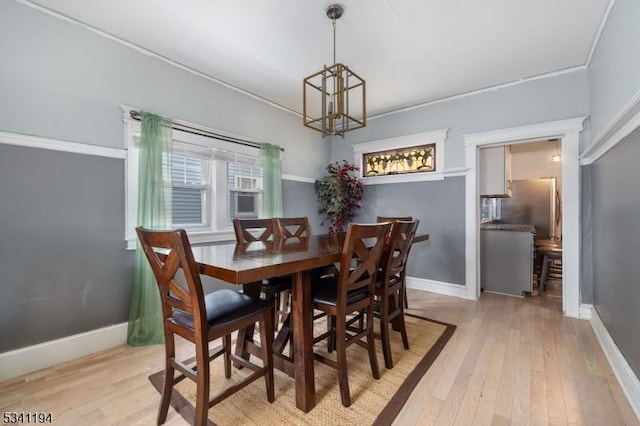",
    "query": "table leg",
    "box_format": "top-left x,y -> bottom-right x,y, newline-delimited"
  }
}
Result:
234,281 -> 262,365
292,270 -> 315,412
